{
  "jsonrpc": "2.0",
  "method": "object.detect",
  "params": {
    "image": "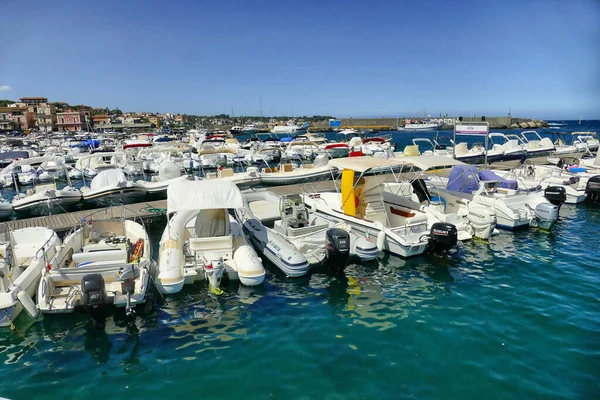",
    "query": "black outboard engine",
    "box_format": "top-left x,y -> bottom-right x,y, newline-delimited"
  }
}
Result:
81,273 -> 106,324
426,222 -> 458,253
544,186 -> 567,211
585,175 -> 600,203
411,179 -> 431,203
325,228 -> 350,270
